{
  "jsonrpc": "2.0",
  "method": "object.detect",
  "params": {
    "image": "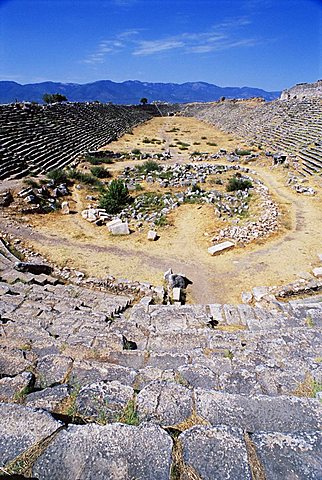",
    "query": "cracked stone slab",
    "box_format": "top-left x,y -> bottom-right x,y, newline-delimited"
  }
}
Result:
25,384 -> 70,412
75,380 -> 134,422
0,347 -> 32,376
0,402 -> 62,466
179,425 -> 252,479
70,360 -> 137,387
35,354 -> 73,388
252,431 -> 322,479
0,371 -> 33,402
195,389 -> 322,433
136,380 -> 193,427
33,422 -> 172,480
178,364 -> 219,390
